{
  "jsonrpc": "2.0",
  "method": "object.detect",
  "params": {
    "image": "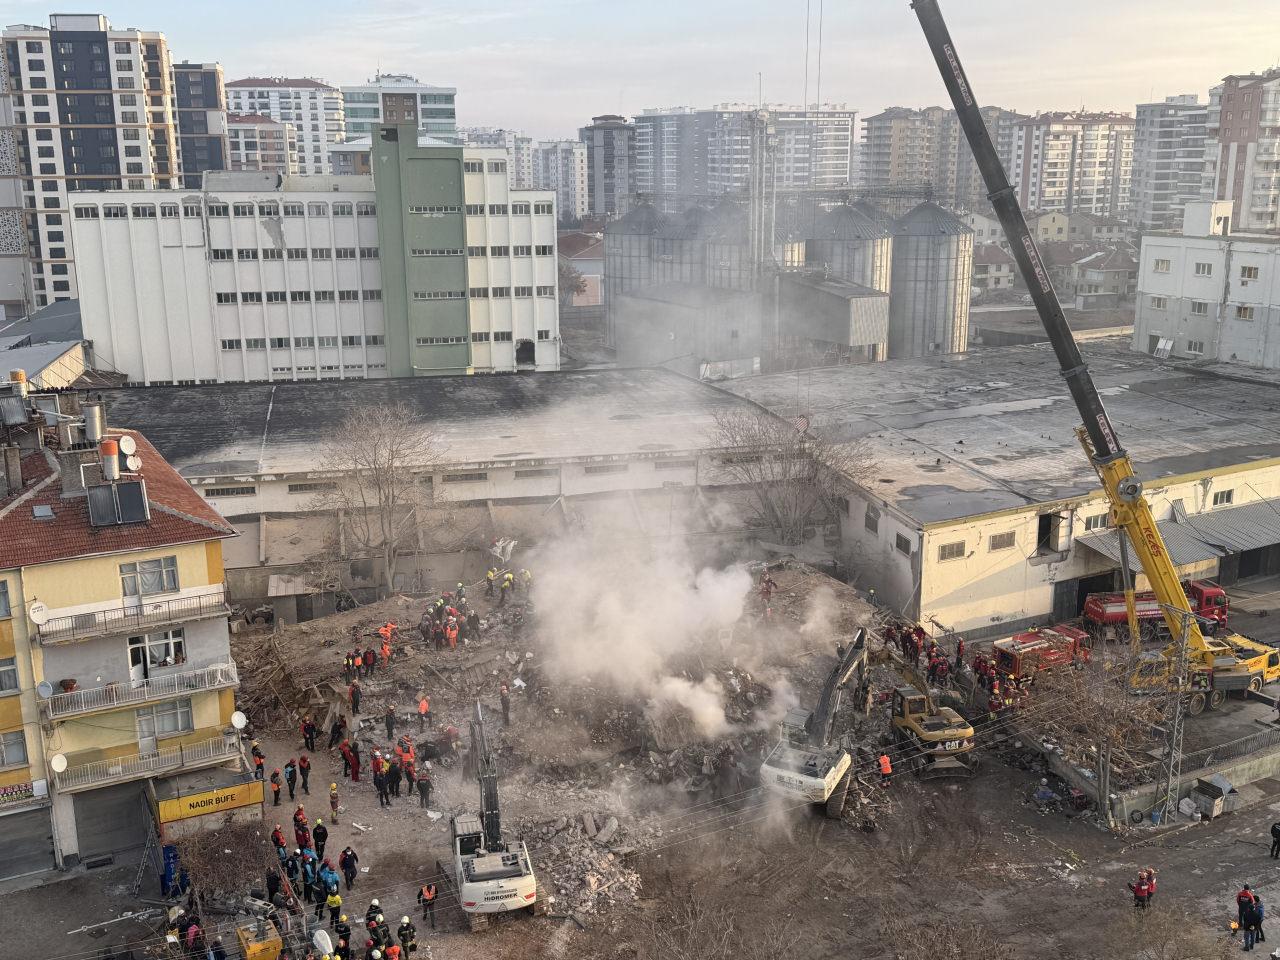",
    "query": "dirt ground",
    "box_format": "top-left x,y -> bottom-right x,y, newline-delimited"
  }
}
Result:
10,565 -> 1280,959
